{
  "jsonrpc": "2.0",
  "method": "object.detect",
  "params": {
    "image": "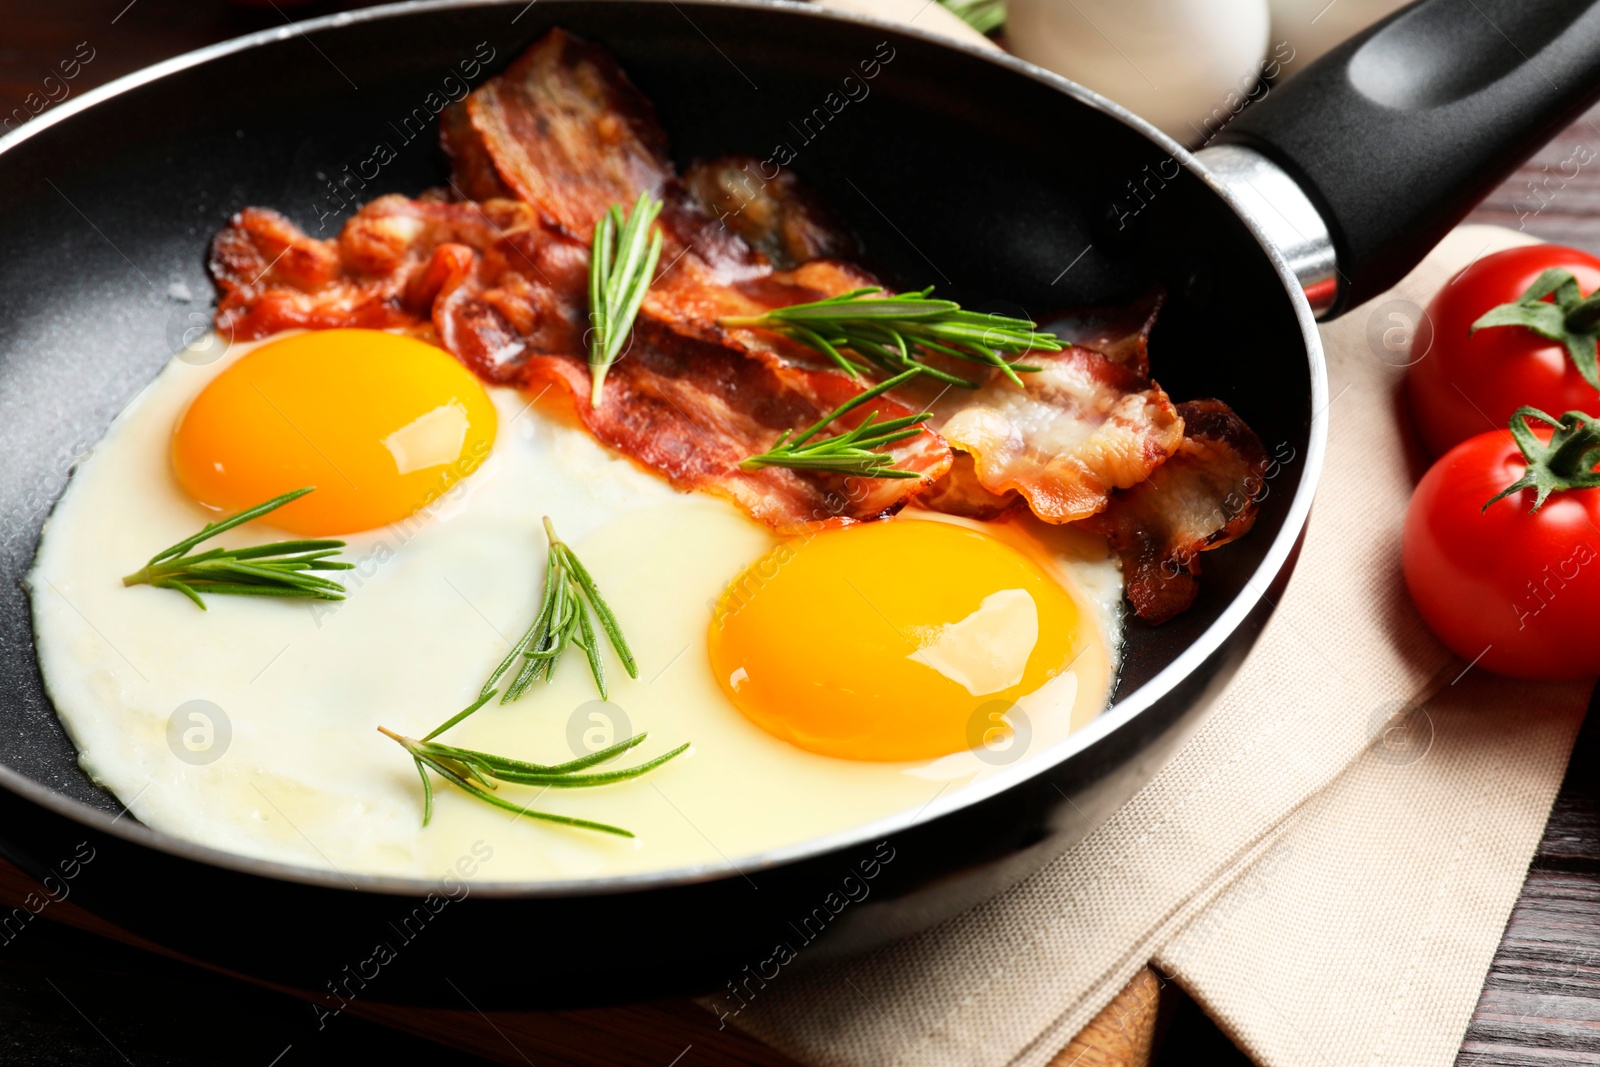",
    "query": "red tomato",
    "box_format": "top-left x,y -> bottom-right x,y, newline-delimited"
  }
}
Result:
1406,244 -> 1600,457
1403,425 -> 1600,680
